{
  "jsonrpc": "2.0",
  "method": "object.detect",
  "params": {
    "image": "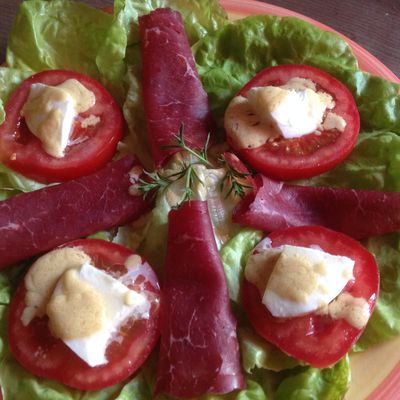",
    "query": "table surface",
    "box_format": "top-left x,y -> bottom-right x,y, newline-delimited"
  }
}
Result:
0,0 -> 399,78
